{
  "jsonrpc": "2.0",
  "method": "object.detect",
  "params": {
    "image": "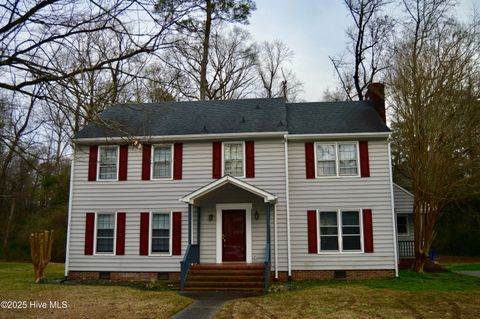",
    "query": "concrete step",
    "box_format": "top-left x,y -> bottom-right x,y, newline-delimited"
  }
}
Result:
187,275 -> 264,282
